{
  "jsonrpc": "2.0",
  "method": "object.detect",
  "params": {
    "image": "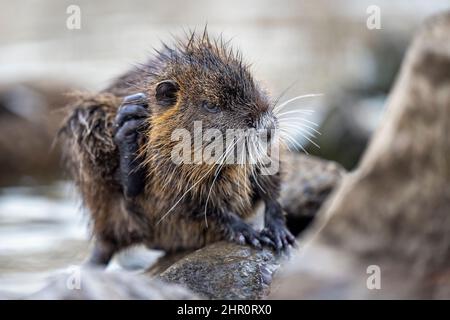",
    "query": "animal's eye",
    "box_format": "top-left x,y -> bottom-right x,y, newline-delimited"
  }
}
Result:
202,101 -> 220,114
